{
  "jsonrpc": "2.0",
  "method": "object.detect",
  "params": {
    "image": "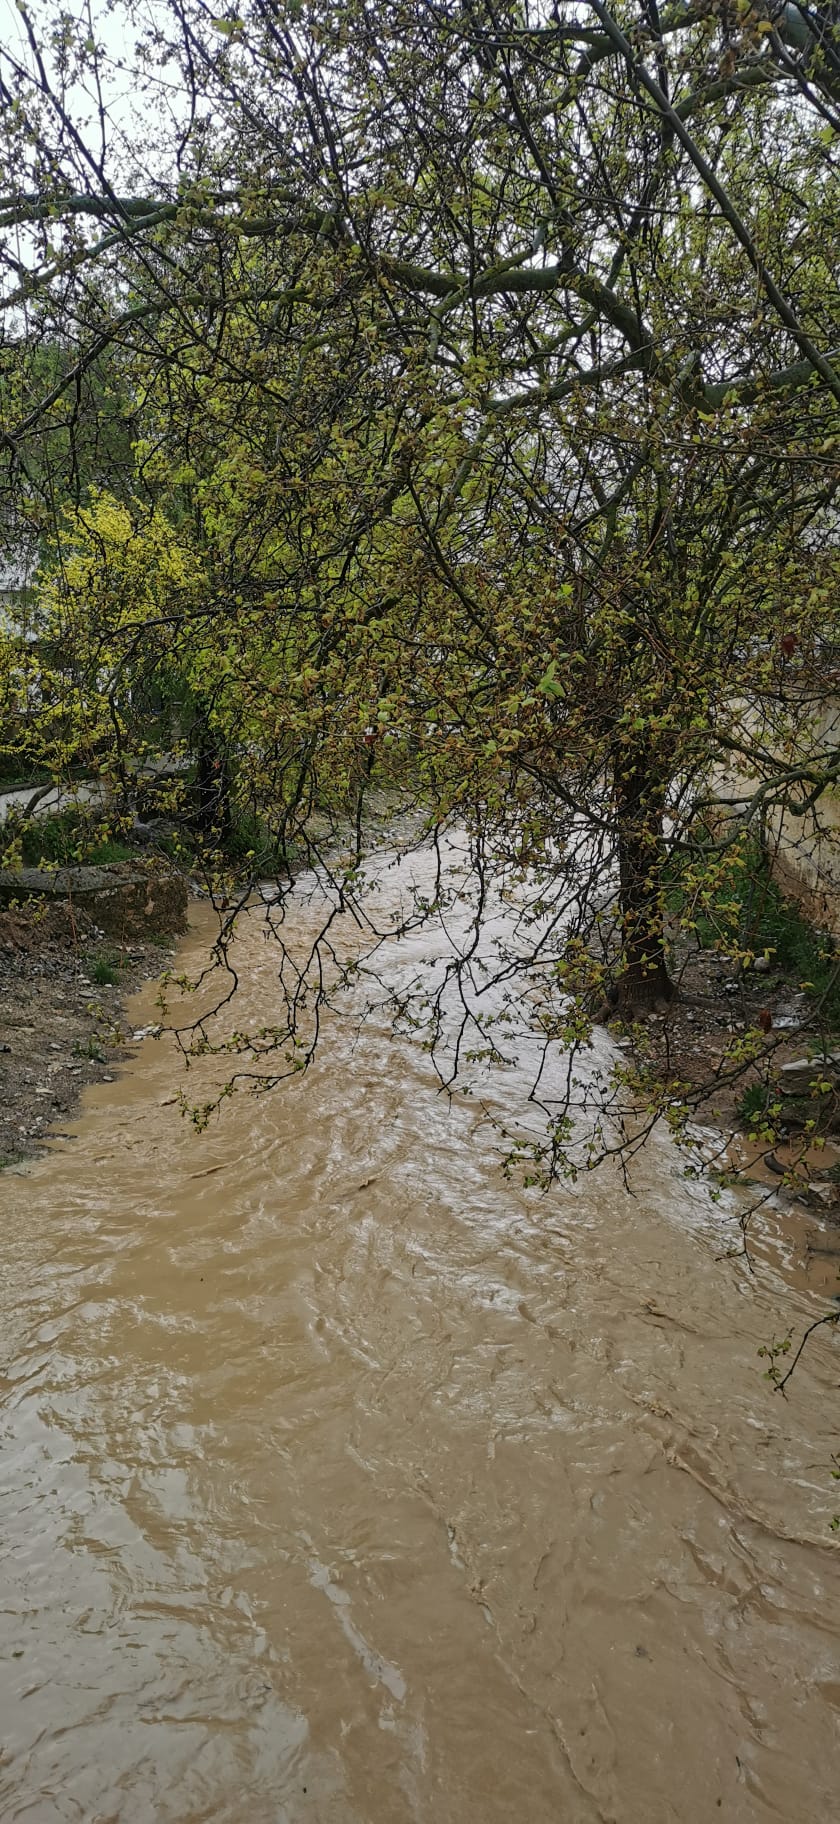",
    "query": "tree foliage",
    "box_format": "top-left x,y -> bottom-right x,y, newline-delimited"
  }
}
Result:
2,0 -> 840,1168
